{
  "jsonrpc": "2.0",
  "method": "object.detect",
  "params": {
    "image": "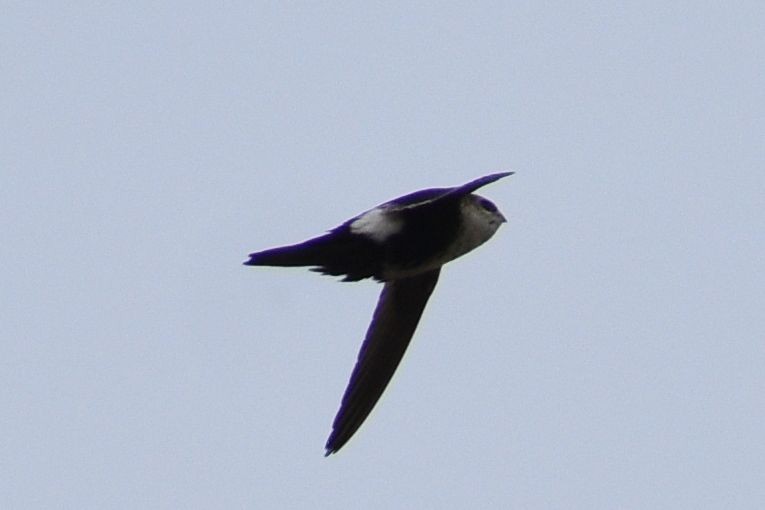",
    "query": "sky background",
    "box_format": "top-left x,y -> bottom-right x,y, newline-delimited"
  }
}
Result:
3,2 -> 764,508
